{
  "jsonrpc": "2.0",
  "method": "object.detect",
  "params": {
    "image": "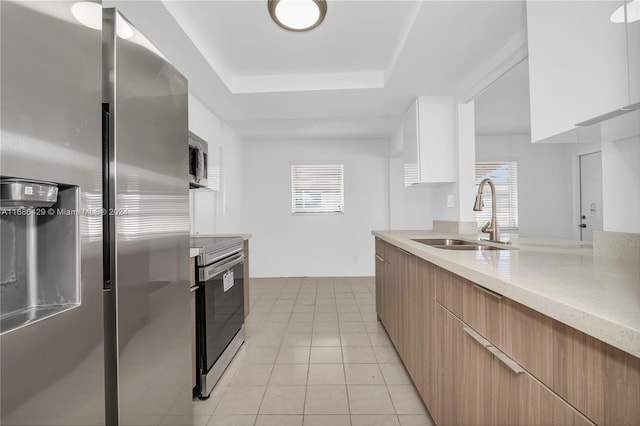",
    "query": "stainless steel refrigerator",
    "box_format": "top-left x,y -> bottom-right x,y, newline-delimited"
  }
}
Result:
0,1 -> 190,424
